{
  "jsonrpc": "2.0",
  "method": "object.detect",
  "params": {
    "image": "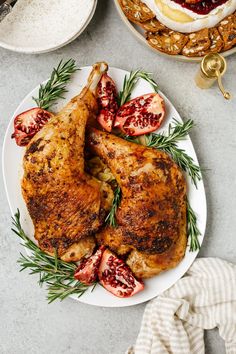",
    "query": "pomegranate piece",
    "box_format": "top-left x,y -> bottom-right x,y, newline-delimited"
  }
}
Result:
74,247 -> 104,285
97,110 -> 115,133
114,93 -> 165,136
11,107 -> 53,147
96,73 -> 118,132
98,249 -> 144,298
